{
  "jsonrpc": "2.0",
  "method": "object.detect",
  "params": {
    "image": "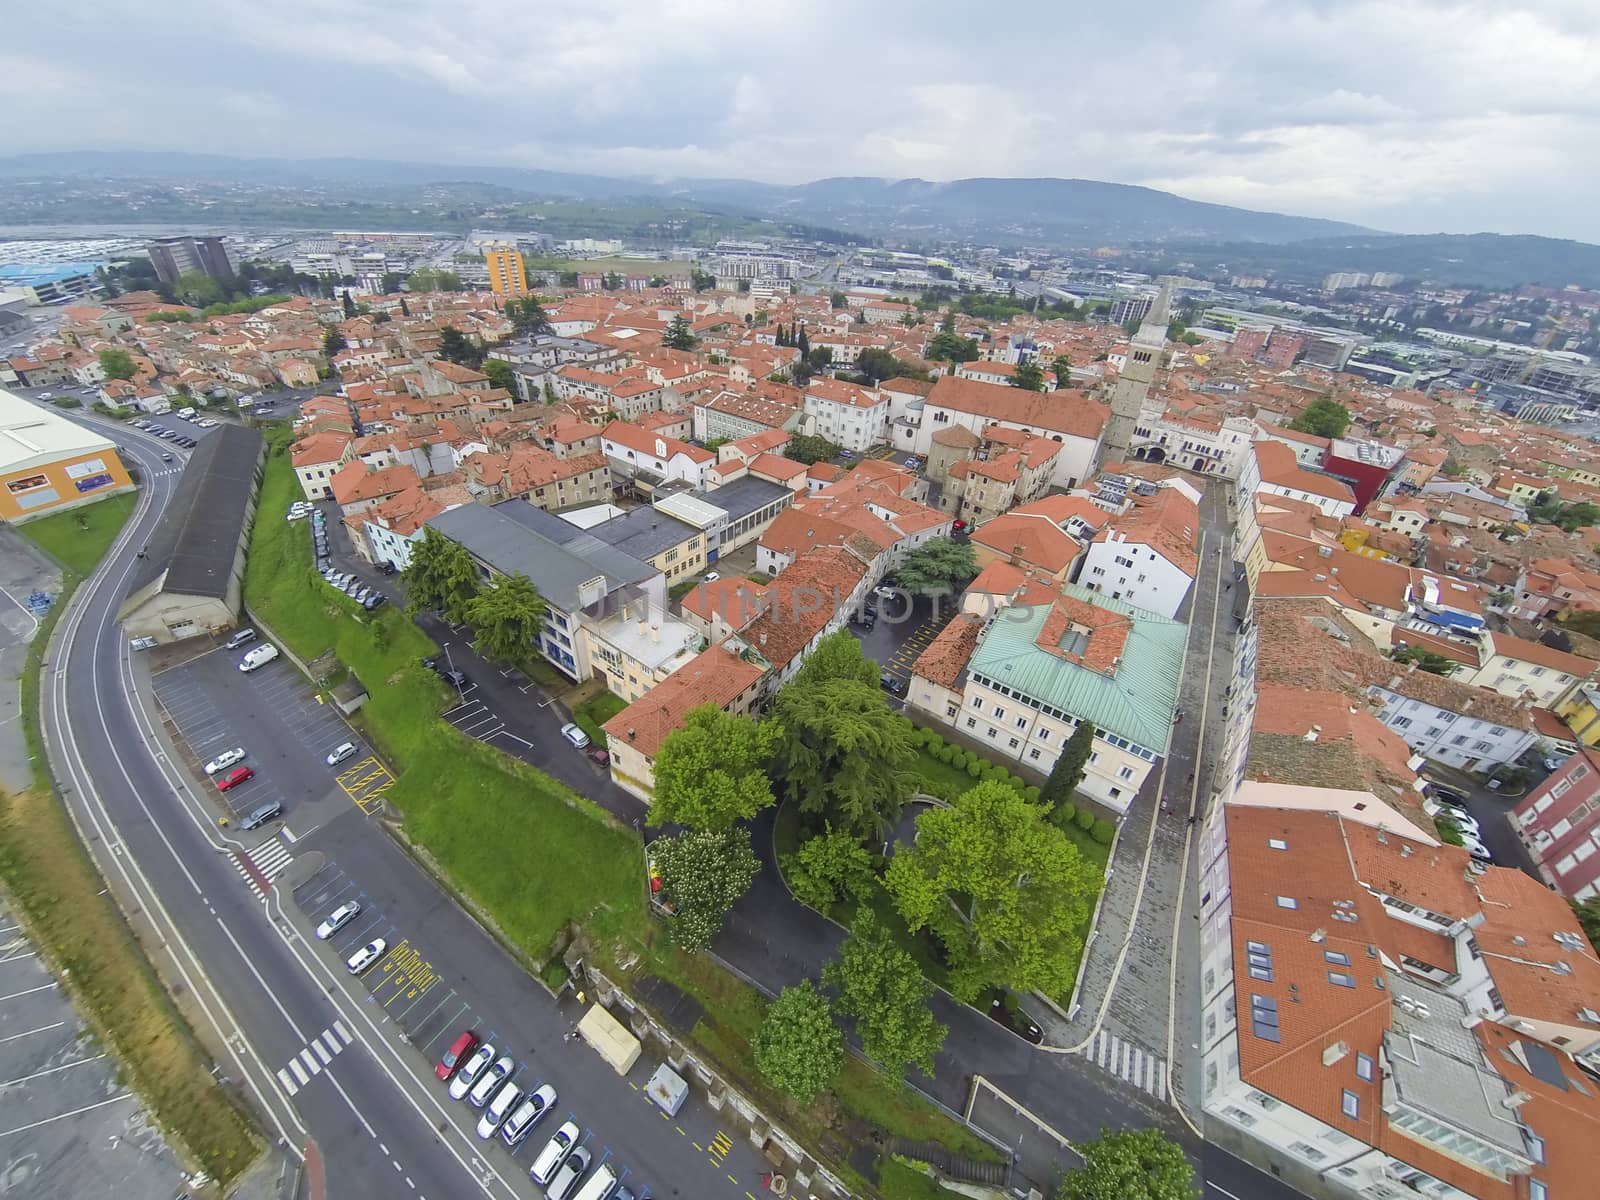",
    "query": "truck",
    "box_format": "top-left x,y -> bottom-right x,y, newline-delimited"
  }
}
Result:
644,1063 -> 688,1117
